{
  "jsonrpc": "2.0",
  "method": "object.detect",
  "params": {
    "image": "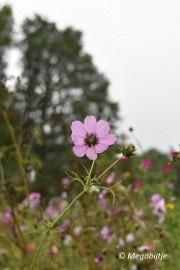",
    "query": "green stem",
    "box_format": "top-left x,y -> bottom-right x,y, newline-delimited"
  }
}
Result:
86,159 -> 95,188
30,230 -> 49,270
96,158 -> 120,181
30,188 -> 87,269
51,188 -> 87,229
1,109 -> 29,196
